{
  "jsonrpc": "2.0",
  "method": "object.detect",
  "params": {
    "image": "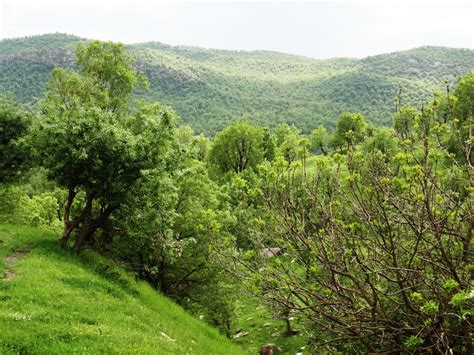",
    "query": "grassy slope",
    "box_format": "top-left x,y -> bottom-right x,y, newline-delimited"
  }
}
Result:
1,34 -> 473,134
0,224 -> 244,354
232,297 -> 309,354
